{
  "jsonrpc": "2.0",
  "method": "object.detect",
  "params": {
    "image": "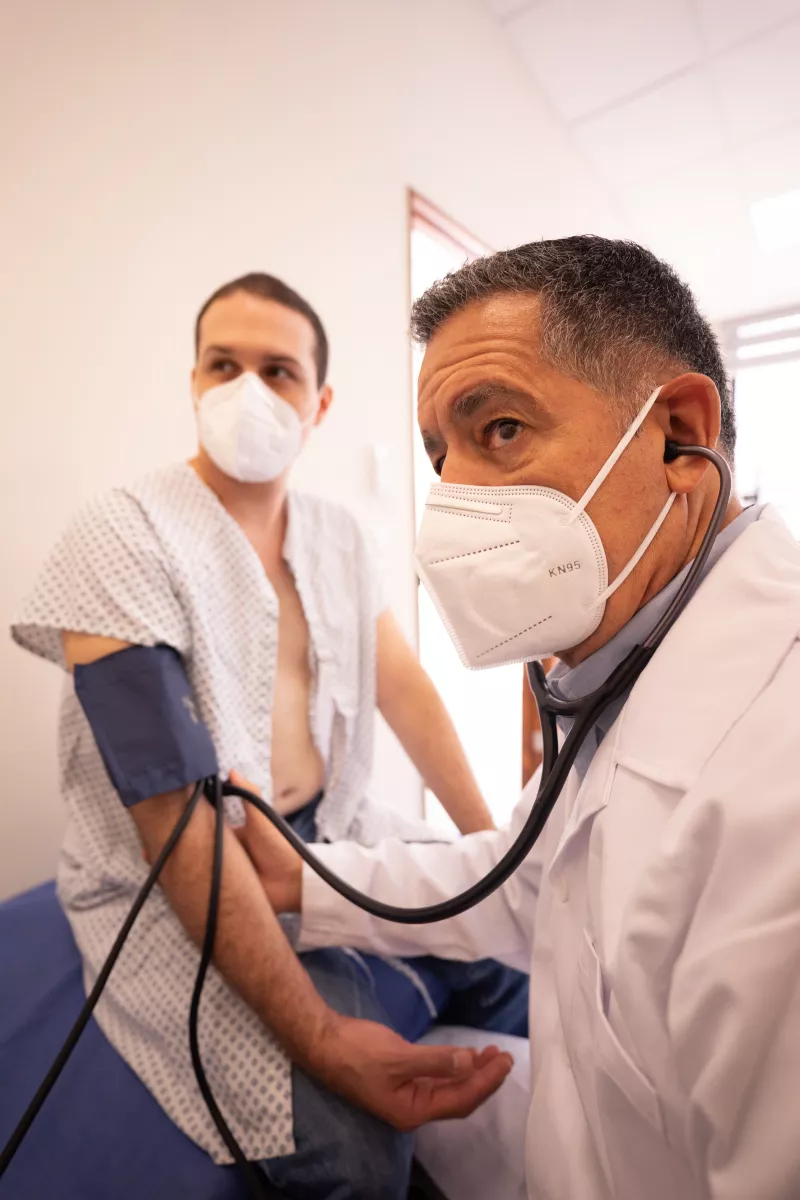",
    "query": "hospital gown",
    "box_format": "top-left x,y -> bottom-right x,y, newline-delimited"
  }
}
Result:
11,462 -> 438,1163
